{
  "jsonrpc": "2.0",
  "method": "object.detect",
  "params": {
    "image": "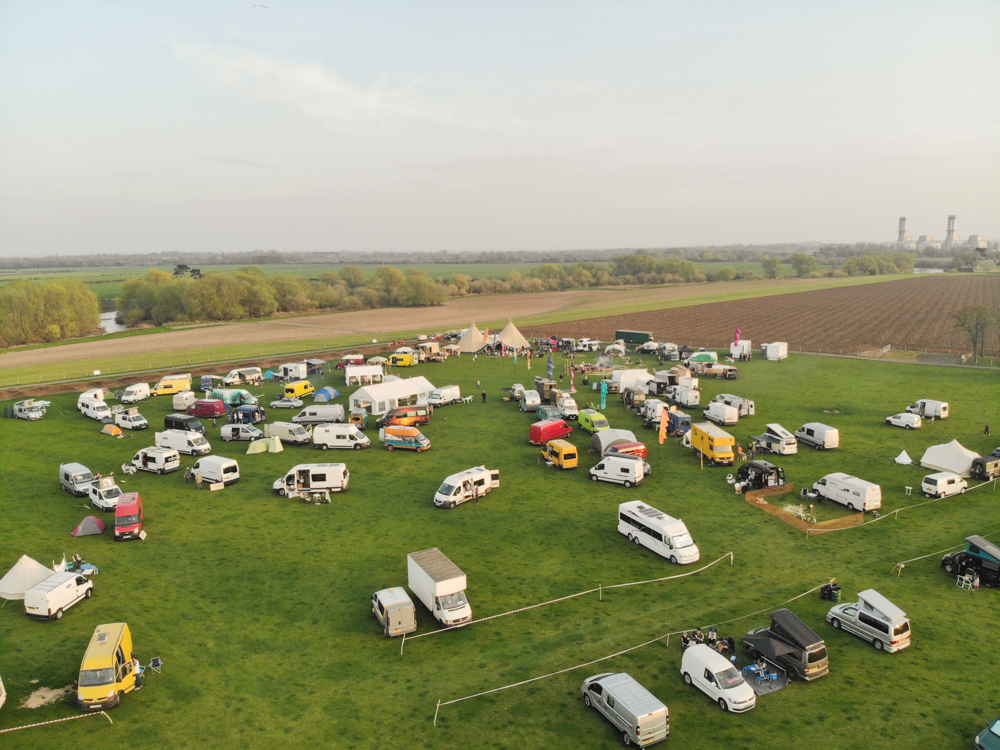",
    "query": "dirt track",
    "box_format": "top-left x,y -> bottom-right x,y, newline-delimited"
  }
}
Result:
0,278 -> 838,370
